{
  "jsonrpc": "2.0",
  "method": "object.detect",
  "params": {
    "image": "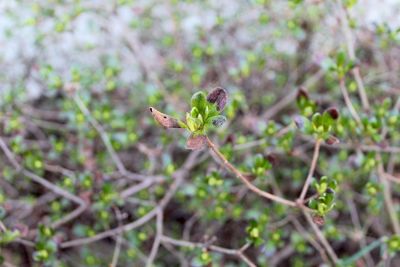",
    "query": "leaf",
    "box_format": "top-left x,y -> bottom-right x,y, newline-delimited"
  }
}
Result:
191,91 -> 207,112
186,134 -> 207,150
207,87 -> 228,111
210,115 -> 227,127
149,107 -> 181,128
